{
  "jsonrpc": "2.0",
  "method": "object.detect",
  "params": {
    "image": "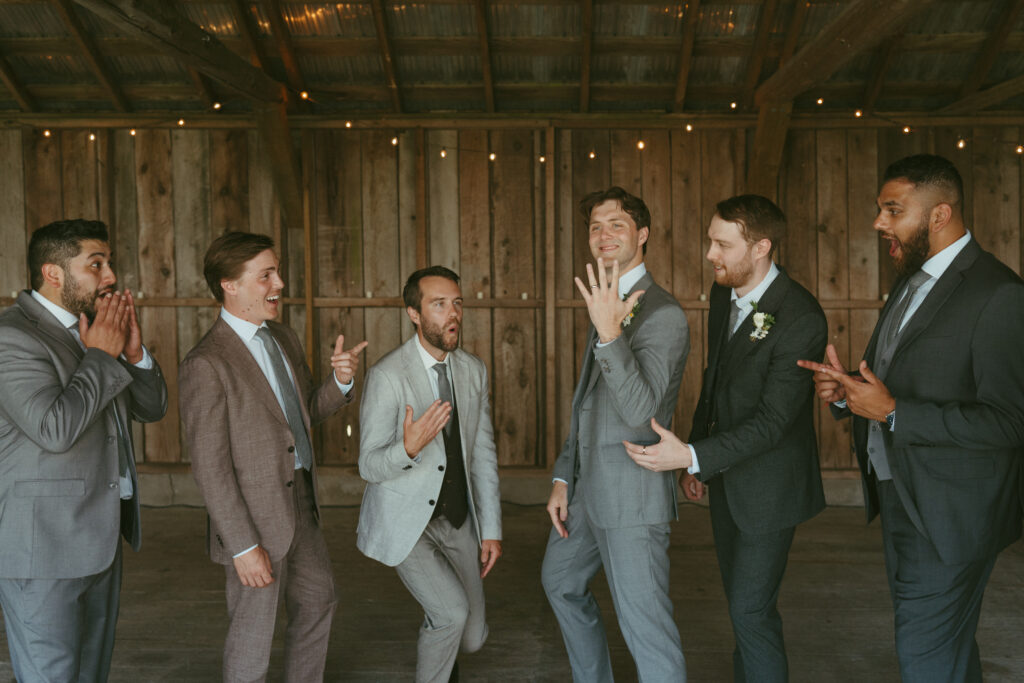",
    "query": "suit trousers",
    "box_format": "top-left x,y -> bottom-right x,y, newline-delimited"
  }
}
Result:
708,478 -> 795,683
541,487 -> 685,683
394,516 -> 488,683
876,480 -> 997,683
222,469 -> 336,683
0,542 -> 122,683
